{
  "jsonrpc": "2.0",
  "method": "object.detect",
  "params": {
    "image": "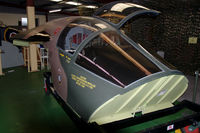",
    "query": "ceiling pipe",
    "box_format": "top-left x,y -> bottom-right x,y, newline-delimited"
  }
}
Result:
0,1 -> 79,16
